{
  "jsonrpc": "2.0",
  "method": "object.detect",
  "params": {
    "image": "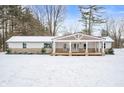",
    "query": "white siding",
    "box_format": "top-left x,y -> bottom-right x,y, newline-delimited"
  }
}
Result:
56,42 -> 98,48
88,42 -> 112,49
56,42 -> 69,48
27,43 -> 44,48
56,42 -> 85,48
96,42 -> 112,49
88,42 -> 95,48
105,42 -> 112,48
56,42 -> 112,49
8,42 -> 23,48
8,42 -> 44,48
8,42 -> 112,49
